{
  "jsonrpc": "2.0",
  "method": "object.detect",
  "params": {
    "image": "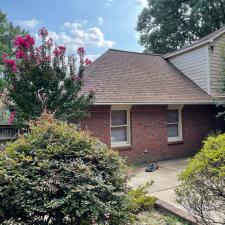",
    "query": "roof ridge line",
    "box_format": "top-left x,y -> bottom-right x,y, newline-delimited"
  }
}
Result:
108,48 -> 162,56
